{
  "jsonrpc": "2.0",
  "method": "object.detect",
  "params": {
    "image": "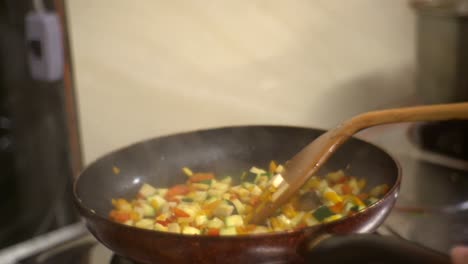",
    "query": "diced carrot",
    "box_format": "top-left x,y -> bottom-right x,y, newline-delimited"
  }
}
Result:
337,176 -> 349,184
269,160 -> 277,174
156,220 -> 170,226
330,202 -> 344,214
357,193 -> 369,201
172,207 -> 190,218
341,184 -> 353,195
165,184 -> 190,198
189,173 -> 215,183
109,210 -> 131,223
206,228 -> 220,236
